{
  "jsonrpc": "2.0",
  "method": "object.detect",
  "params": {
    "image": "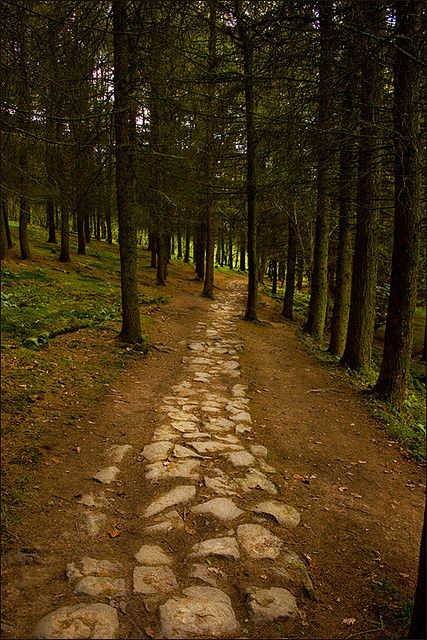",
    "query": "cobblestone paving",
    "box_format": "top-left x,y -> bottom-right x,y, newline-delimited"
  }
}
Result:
33,283 -> 314,639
